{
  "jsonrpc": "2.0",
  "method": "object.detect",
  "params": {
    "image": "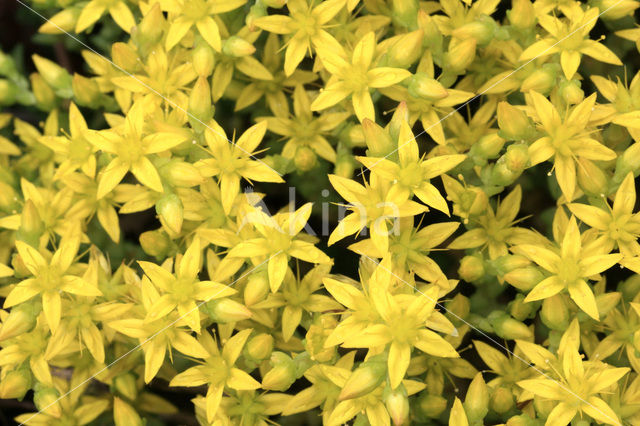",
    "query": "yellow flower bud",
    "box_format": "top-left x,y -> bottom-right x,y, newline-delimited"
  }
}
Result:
114,374 -> 138,401
262,352 -> 297,391
446,38 -> 476,73
294,146 -> 317,172
504,143 -> 529,172
520,64 -> 558,94
599,0 -> 639,20
503,266 -> 543,291
30,73 -> 57,110
205,298 -> 252,323
384,386 -> 410,426
508,0 -> 535,29
490,254 -> 531,275
491,386 -> 514,414
488,311 -> 533,340
246,333 -> 274,361
338,357 -> 386,401
497,102 -> 533,141
391,0 -> 419,28
509,295 -> 534,321
0,303 -> 37,341
445,294 -> 470,324
133,2 -> 164,52
458,255 -> 485,283
244,270 -> 270,306
464,373 -> 489,422
140,229 -> 172,259
541,294 -> 569,330
408,73 -> 448,101
19,199 -> 43,237
451,16 -> 496,46
163,161 -> 203,188
34,384 -> 62,417
418,393 -> 447,418
156,193 -> 184,235
188,77 -> 214,132
11,251 -> 32,278
576,158 -> 608,197
111,42 -> 139,73
0,368 -> 31,399
362,119 -> 394,158
223,36 -> 256,57
384,30 -> 424,68
0,79 -> 17,105
193,40 -> 216,76
32,54 -> 72,97
558,79 -> 584,105
72,73 -> 101,108
0,181 -> 18,212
